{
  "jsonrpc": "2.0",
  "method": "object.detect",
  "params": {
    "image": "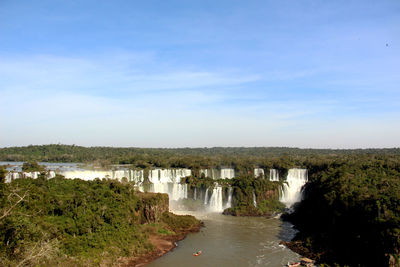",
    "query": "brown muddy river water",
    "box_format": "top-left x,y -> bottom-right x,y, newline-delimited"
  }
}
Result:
147,212 -> 300,267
